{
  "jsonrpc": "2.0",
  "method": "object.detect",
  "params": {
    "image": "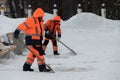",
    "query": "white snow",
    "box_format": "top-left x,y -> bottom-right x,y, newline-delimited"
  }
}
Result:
0,13 -> 120,80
